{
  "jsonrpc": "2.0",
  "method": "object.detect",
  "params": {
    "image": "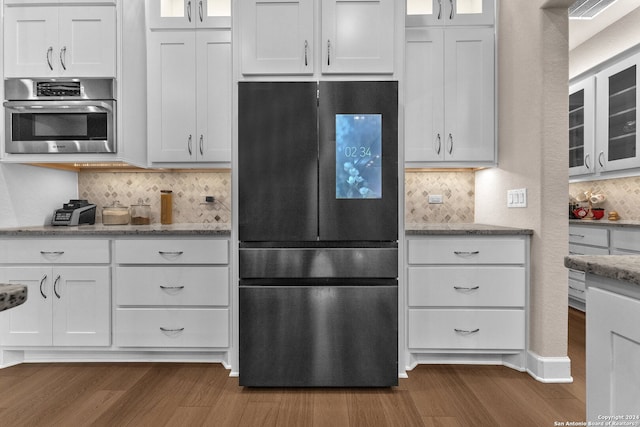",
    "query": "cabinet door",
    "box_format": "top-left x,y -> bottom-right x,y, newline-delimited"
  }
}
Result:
596,54 -> 640,172
406,0 -> 494,26
587,286 -> 640,422
405,28 -> 445,162
196,31 -> 232,162
569,78 -> 596,176
52,267 -> 110,346
321,0 -> 394,74
443,28 -> 494,162
240,0 -> 314,75
0,267 -> 52,346
148,31 -> 198,162
147,0 -> 230,29
57,6 -> 116,77
3,6 -> 59,78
